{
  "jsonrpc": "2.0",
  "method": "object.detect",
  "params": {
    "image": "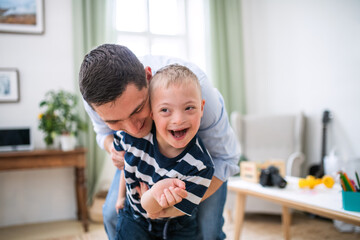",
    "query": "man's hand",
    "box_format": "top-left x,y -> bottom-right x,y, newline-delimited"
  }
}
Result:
104,134 -> 125,169
110,148 -> 125,169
